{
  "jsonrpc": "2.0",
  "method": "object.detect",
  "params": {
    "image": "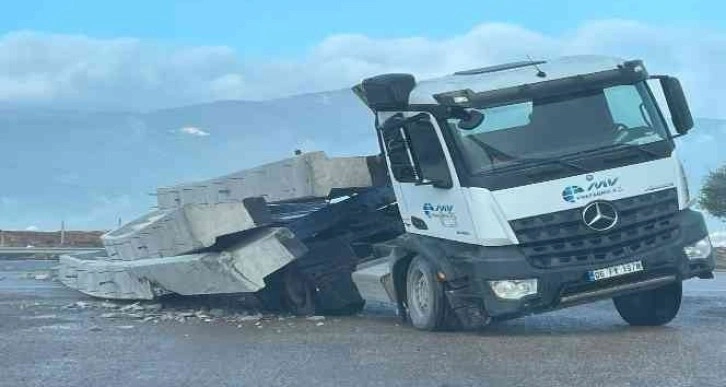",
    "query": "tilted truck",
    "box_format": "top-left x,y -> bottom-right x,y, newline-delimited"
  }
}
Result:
350,55 -> 715,330
60,55 -> 715,331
